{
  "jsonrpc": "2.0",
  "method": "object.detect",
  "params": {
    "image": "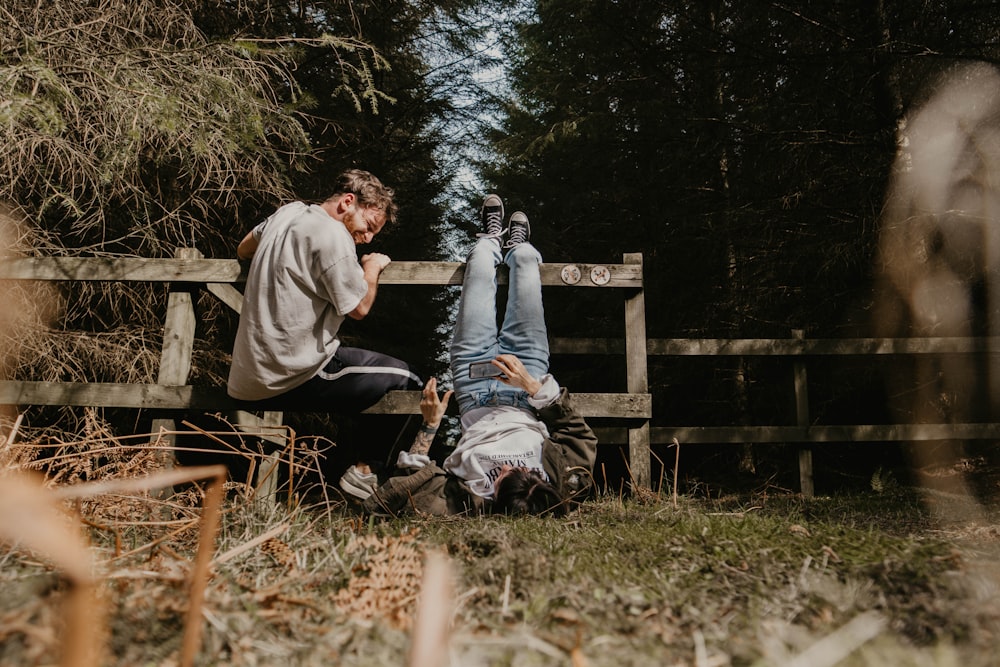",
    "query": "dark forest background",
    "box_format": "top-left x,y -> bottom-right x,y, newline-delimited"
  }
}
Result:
3,0 -> 999,493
